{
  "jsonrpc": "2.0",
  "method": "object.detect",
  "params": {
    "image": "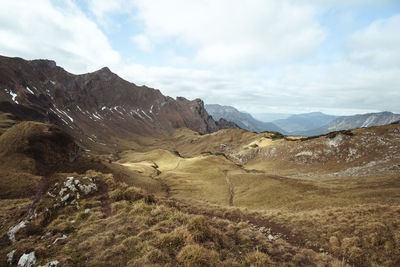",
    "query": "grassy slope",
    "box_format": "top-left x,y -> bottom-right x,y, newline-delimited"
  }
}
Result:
0,113 -> 17,135
115,124 -> 400,266
1,119 -> 400,266
1,171 -> 345,267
